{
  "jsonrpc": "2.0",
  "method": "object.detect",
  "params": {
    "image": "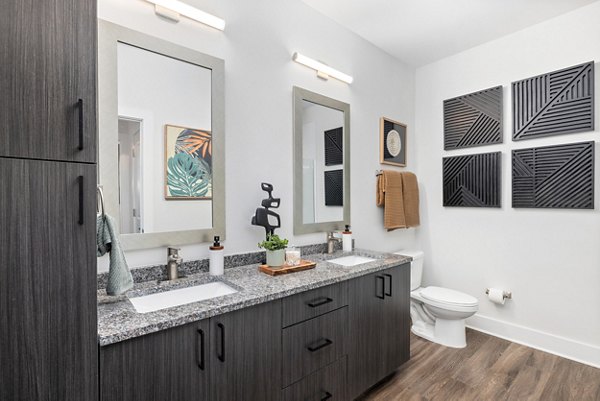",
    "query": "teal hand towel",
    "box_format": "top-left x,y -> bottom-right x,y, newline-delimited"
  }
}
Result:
97,214 -> 133,295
